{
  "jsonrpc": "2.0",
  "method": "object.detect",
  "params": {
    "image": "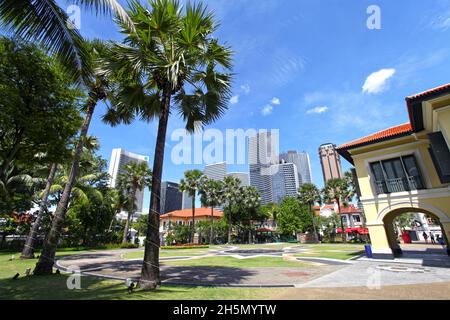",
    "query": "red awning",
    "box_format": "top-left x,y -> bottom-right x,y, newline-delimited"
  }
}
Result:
336,228 -> 369,235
